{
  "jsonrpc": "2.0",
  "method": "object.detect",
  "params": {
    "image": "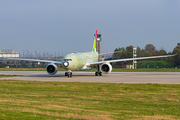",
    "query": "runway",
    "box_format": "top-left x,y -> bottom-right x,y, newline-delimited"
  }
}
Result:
0,71 -> 180,84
